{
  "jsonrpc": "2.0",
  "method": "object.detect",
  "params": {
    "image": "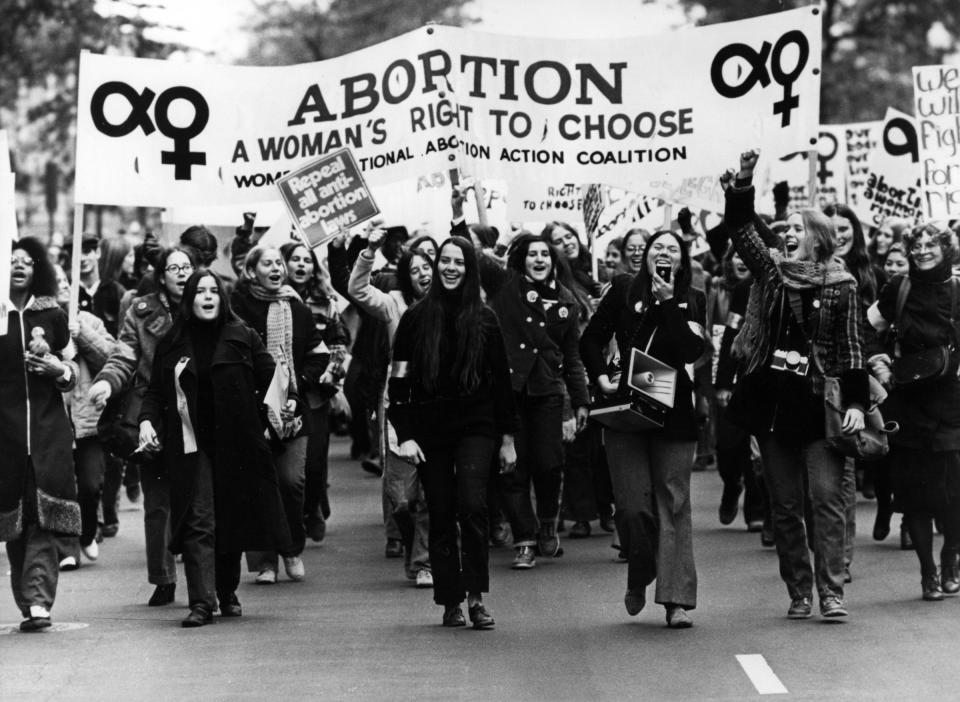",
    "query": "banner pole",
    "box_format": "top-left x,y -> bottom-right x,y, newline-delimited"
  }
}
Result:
662,203 -> 673,230
807,149 -> 818,207
69,203 -> 83,327
588,226 -> 598,282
